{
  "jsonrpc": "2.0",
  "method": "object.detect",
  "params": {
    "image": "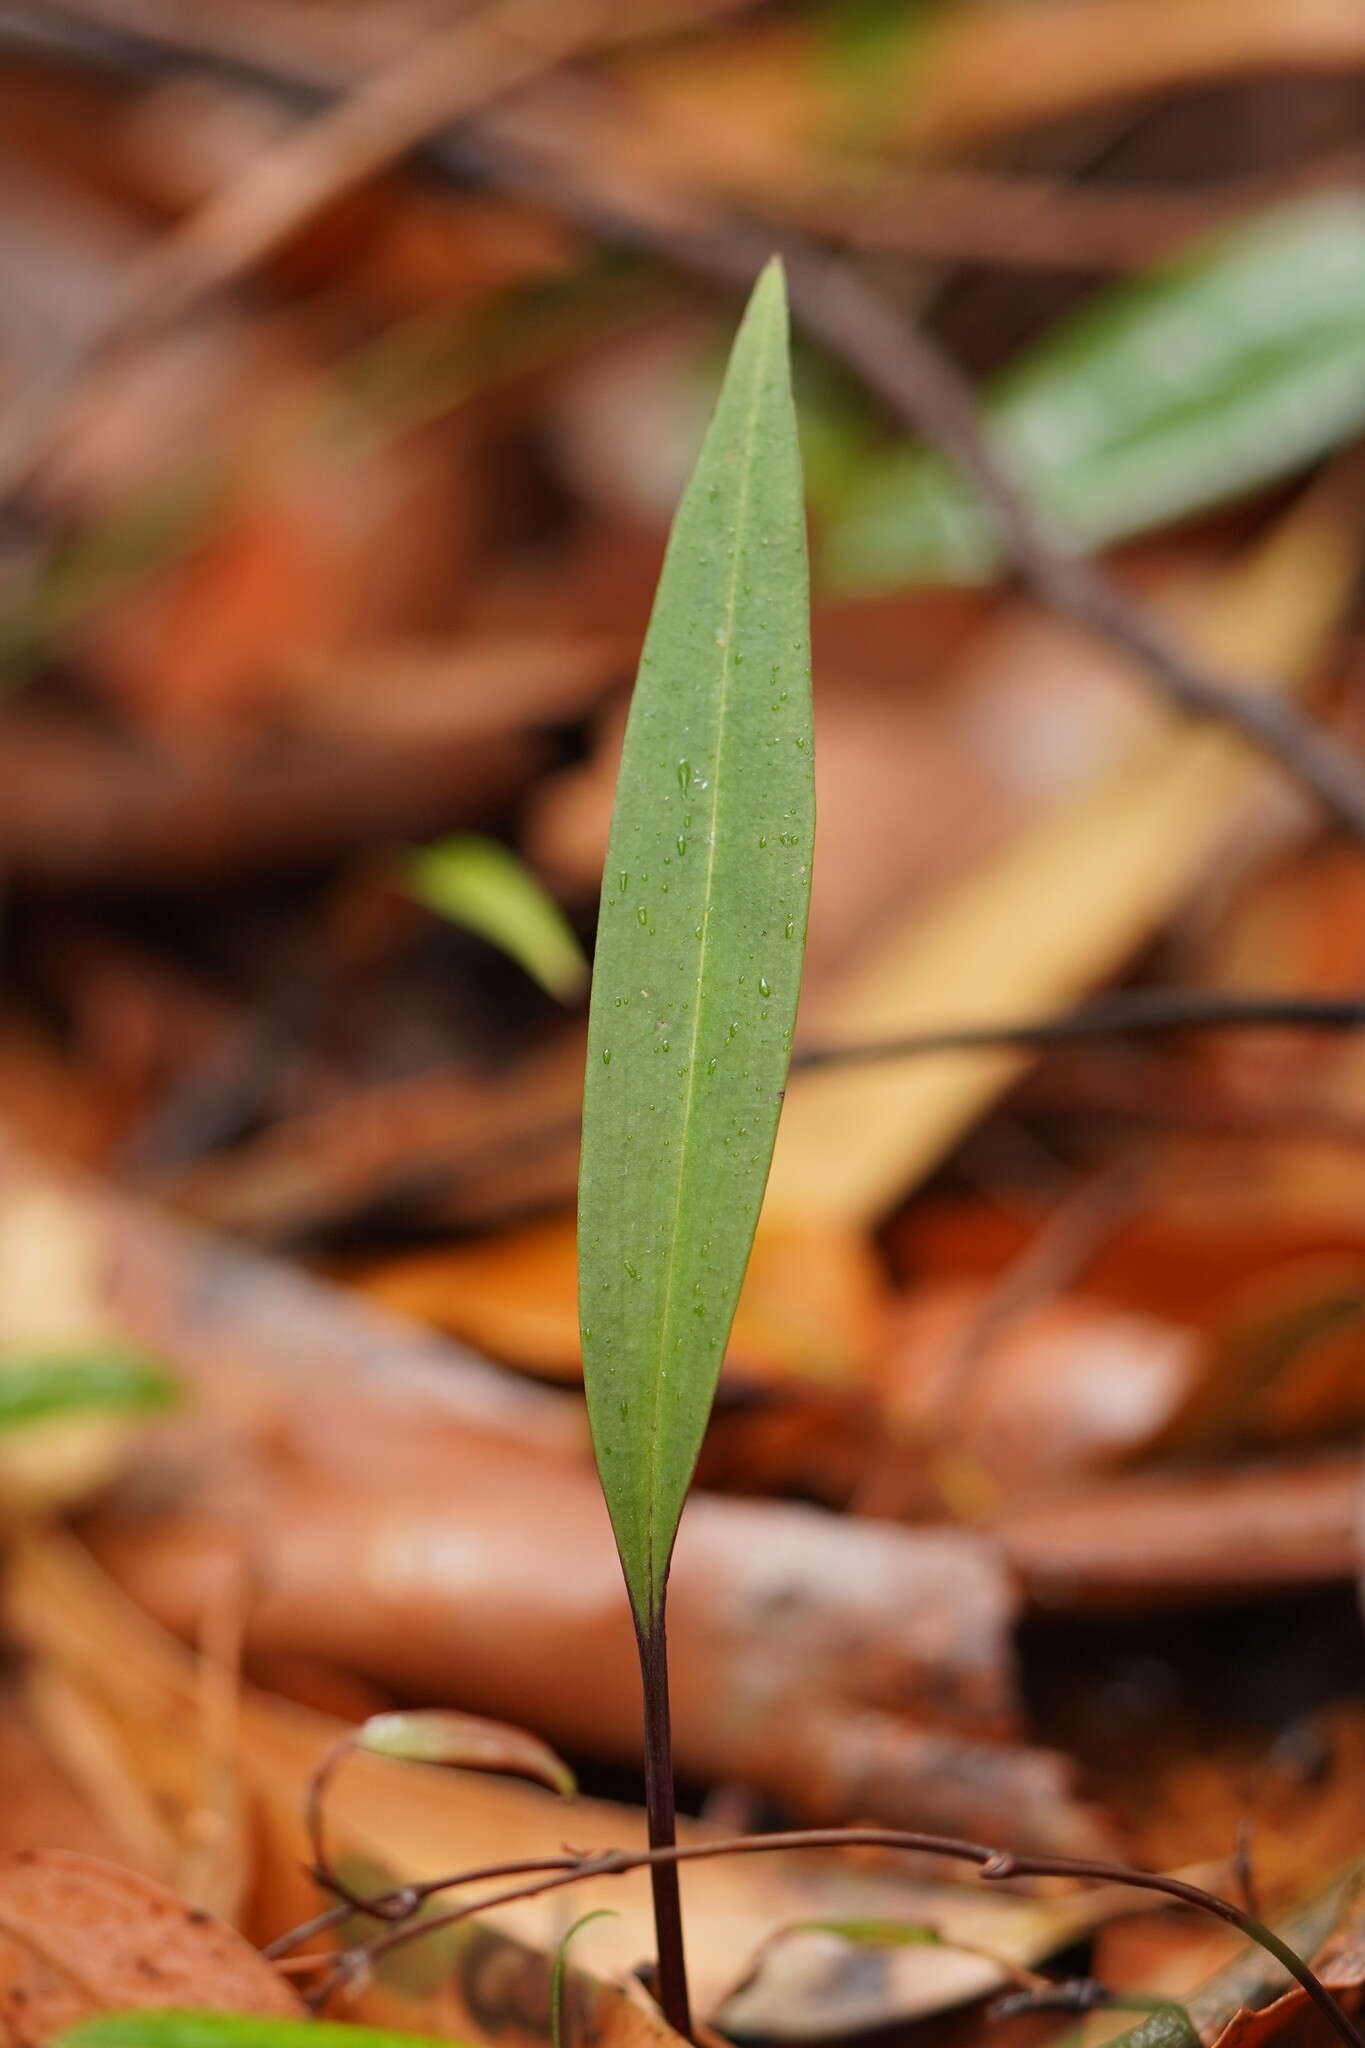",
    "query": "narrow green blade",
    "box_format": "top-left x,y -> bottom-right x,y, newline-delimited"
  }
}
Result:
56,2014 -> 468,2048
0,1345 -> 178,1432
824,192 -> 1365,588
577,259 -> 813,1626
405,834 -> 587,1002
